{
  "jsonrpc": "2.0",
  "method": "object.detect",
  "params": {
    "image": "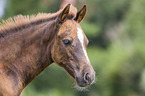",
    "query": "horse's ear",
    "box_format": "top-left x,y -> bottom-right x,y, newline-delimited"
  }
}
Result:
59,4 -> 70,22
74,5 -> 86,23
